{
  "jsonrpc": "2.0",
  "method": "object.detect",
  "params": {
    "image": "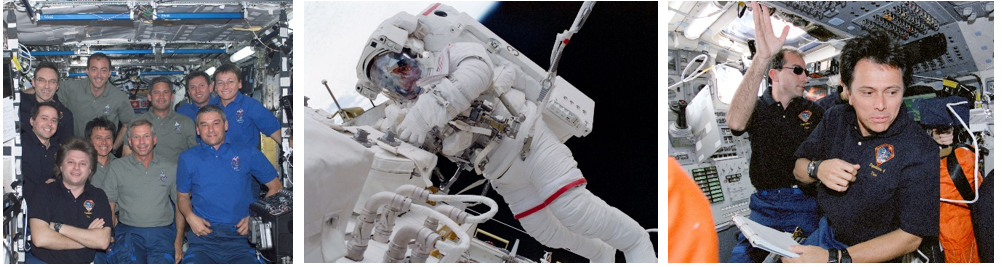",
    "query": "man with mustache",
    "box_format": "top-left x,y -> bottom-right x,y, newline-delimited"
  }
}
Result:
19,61 -> 74,144
123,77 -> 197,160
57,53 -> 136,151
101,119 -> 186,263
